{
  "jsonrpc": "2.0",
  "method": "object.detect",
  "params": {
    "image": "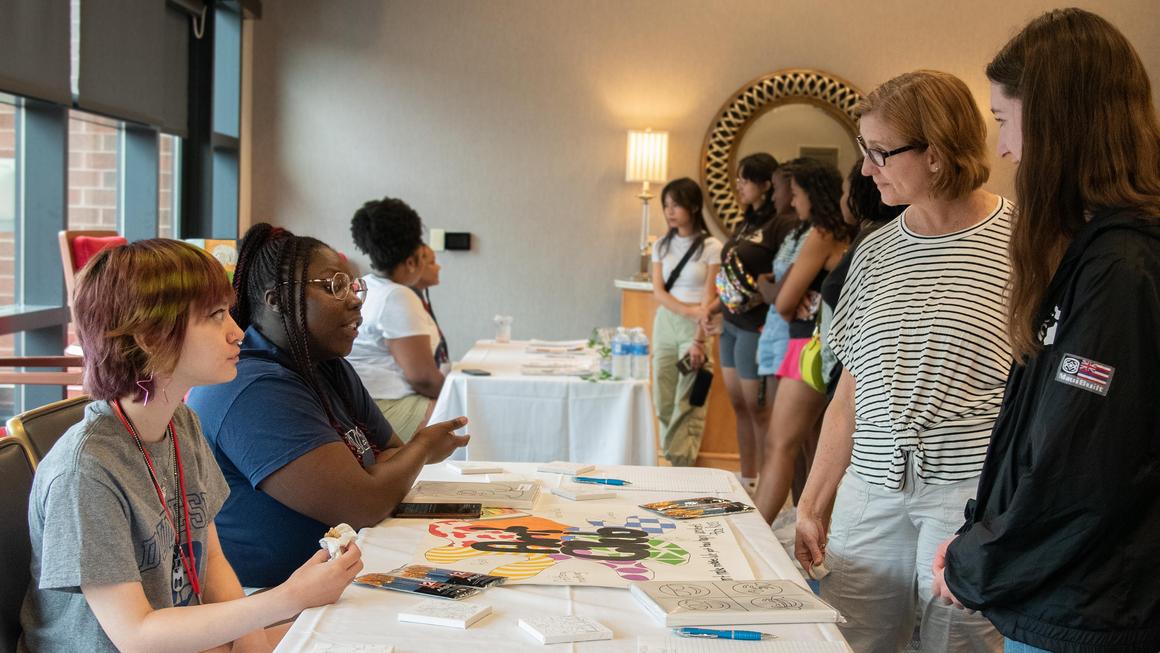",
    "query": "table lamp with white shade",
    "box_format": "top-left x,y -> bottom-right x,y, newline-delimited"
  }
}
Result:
625,129 -> 669,280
